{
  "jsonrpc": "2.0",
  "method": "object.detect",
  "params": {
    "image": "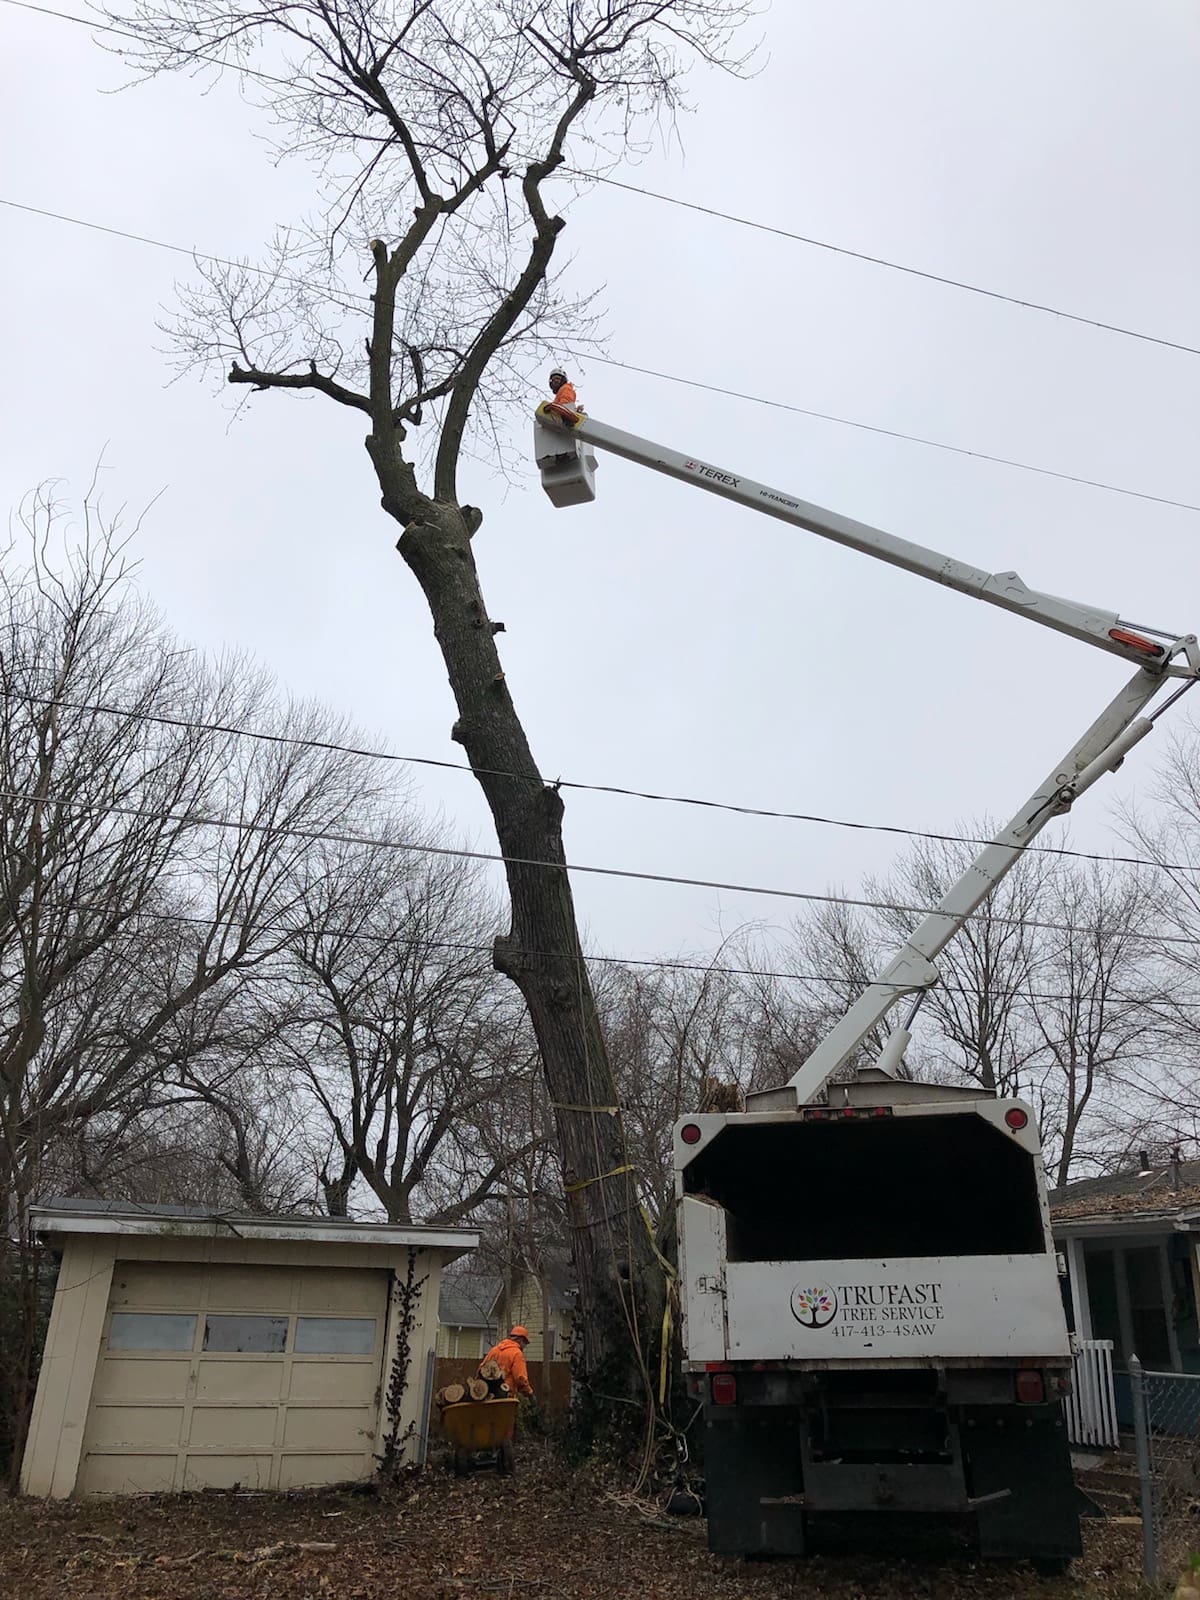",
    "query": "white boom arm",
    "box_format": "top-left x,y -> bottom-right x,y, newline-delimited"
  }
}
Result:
533,405 -> 1199,1104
